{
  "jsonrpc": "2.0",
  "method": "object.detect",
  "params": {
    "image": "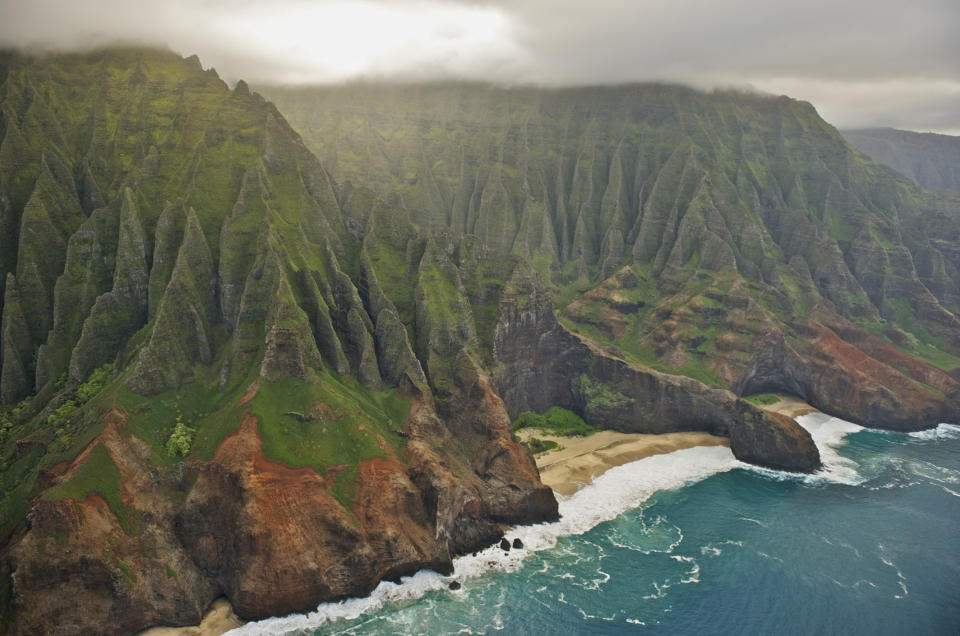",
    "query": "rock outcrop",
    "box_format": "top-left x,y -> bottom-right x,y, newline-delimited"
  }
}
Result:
736,319 -> 960,431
